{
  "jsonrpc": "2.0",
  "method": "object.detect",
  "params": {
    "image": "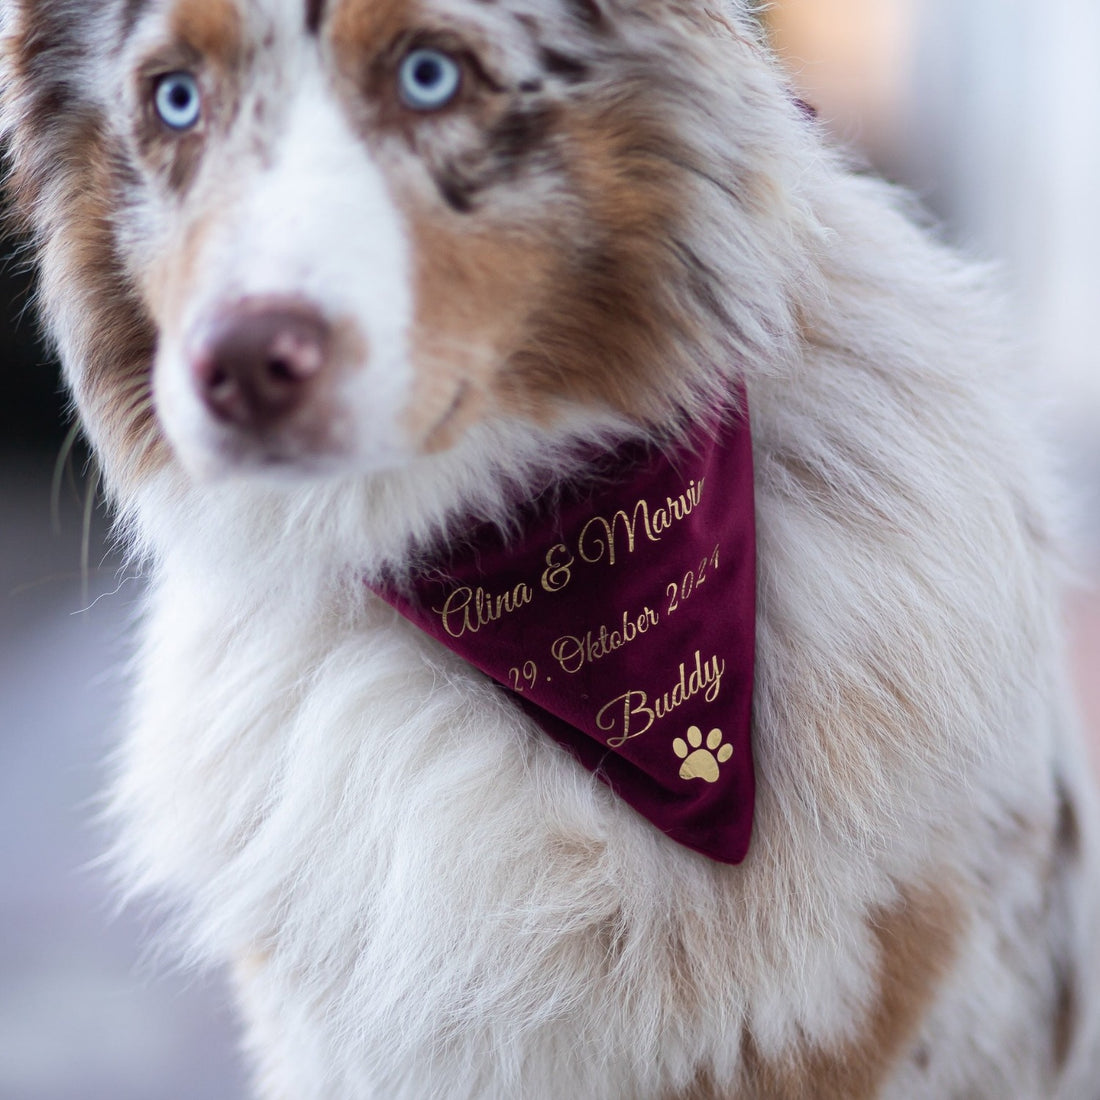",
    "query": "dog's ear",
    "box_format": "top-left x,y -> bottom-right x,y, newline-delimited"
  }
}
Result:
0,0 -> 162,486
614,0 -> 764,52
0,0 -> 88,221
565,0 -> 760,38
